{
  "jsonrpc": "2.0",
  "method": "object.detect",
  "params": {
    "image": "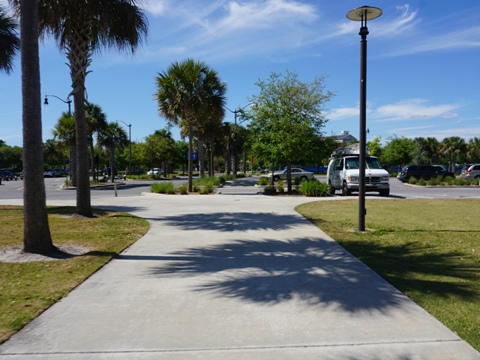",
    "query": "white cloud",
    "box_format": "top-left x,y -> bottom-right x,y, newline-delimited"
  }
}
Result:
327,107 -> 359,120
141,0 -> 169,16
141,0 -> 321,62
373,99 -> 460,121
